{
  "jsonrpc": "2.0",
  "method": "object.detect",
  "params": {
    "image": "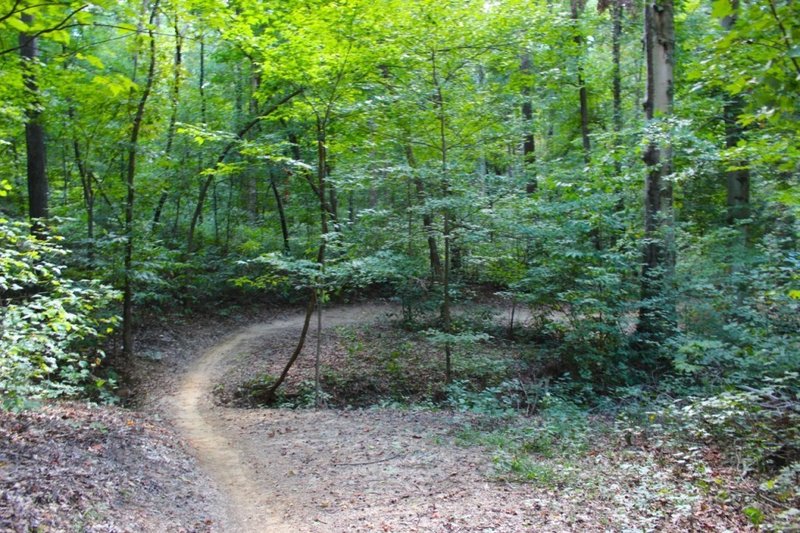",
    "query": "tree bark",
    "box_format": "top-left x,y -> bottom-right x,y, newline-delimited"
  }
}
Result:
19,14 -> 48,231
639,0 -> 676,342
404,144 -> 443,281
